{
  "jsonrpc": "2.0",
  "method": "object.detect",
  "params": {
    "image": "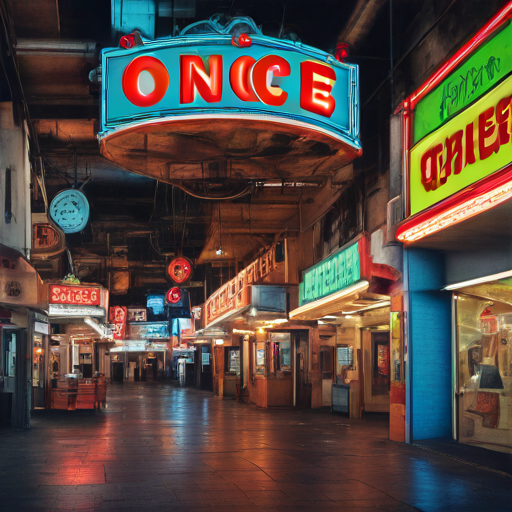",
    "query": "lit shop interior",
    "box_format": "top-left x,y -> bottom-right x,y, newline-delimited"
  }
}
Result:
453,277 -> 512,453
